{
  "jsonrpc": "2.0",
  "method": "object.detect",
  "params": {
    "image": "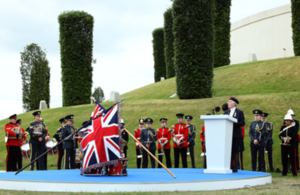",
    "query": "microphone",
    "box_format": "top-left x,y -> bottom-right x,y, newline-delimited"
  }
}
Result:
212,106 -> 221,115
